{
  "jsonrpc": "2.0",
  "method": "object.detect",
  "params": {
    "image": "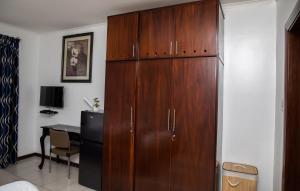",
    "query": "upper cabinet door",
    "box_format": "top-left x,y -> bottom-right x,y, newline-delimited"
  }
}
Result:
139,7 -> 175,59
106,13 -> 139,61
174,1 -> 217,57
